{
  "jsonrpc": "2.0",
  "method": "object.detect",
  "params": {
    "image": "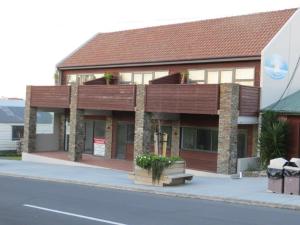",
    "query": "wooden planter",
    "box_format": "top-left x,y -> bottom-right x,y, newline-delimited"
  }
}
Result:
133,161 -> 192,186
